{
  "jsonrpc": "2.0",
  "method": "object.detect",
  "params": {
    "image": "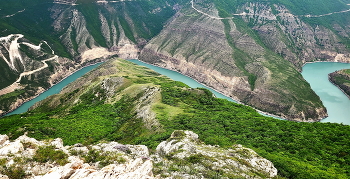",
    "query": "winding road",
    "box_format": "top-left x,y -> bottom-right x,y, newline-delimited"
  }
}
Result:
0,35 -> 58,95
191,0 -> 350,19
